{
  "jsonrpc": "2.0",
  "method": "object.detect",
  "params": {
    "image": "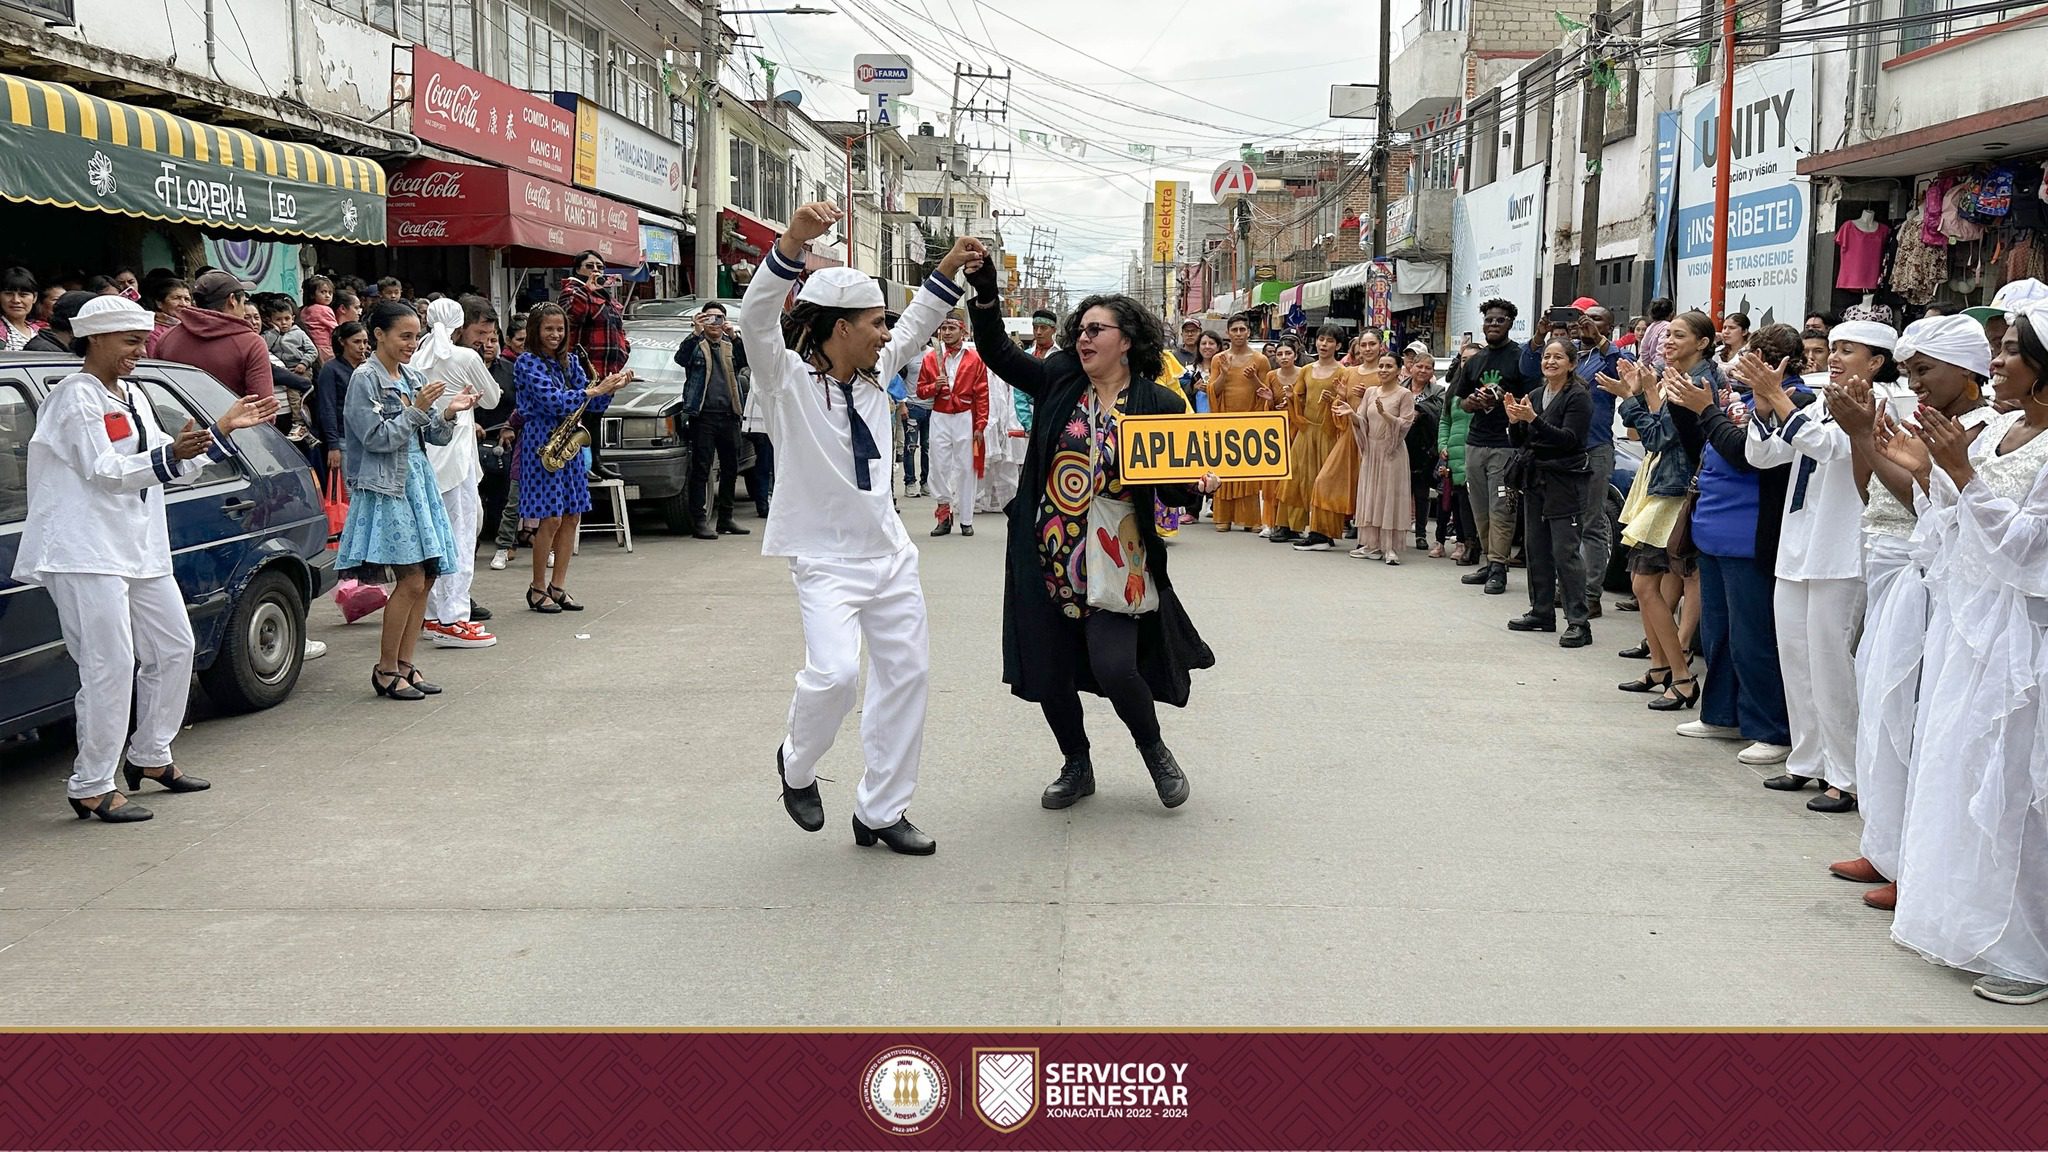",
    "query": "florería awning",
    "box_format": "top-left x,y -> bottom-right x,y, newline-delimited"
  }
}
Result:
0,73 -> 387,244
